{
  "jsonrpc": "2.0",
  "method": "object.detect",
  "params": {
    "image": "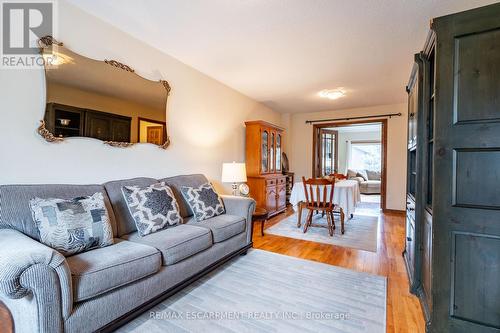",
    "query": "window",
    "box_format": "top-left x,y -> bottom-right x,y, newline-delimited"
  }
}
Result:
349,141 -> 381,171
